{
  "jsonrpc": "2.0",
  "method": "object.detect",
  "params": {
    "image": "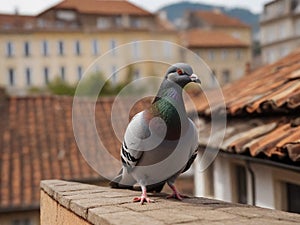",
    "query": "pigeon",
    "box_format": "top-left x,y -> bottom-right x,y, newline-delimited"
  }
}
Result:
110,63 -> 200,204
